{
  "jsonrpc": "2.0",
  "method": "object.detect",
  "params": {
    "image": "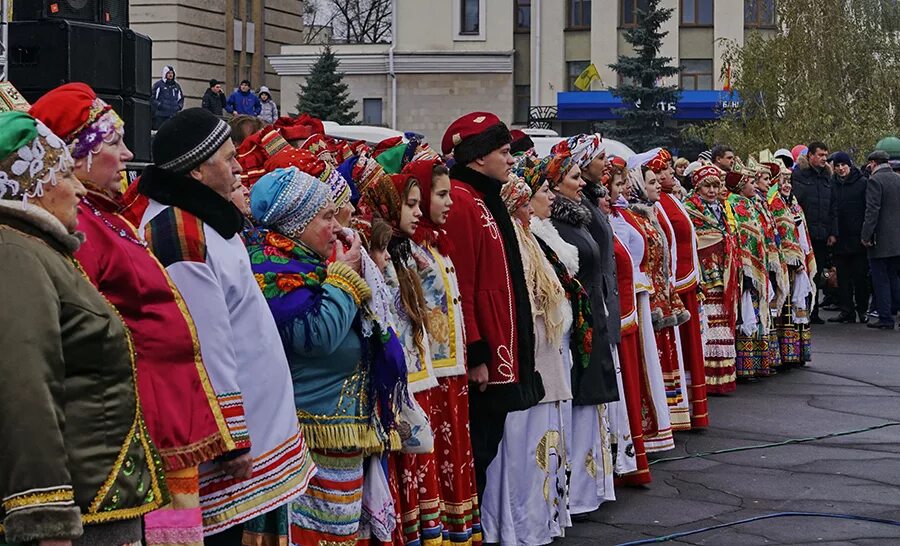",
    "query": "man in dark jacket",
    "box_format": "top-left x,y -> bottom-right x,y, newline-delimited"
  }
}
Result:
827,152 -> 870,323
792,141 -> 832,322
201,79 -> 227,117
225,80 -> 262,116
151,65 -> 184,130
861,150 -> 900,329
